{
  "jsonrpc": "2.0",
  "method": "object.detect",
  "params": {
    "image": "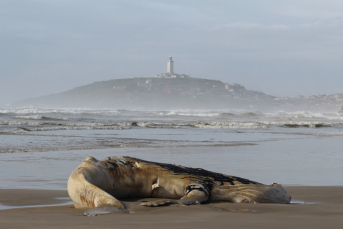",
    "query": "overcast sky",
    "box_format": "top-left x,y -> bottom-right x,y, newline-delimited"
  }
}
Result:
1,0 -> 342,105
